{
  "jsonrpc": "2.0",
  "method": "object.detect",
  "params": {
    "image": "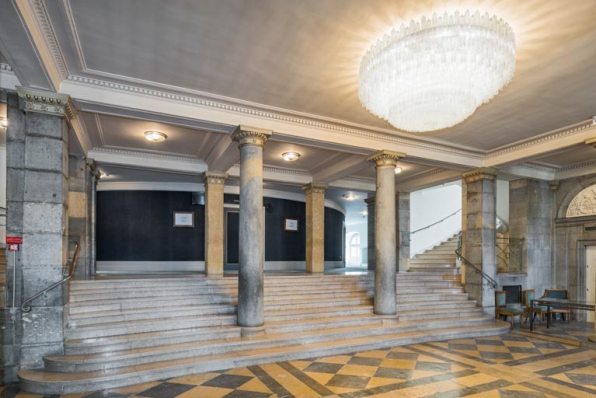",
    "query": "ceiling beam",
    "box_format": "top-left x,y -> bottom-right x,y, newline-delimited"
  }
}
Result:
312,155 -> 370,183
395,169 -> 463,193
204,135 -> 238,173
497,163 -> 556,181
88,148 -> 208,175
